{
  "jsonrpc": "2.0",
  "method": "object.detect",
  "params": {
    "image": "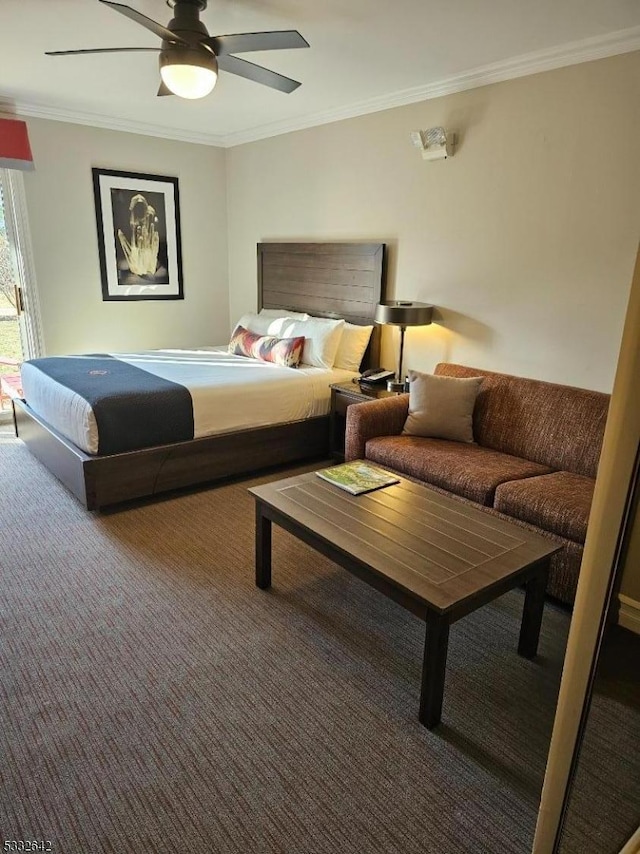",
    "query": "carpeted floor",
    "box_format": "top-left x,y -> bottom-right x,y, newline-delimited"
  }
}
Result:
0,427 -> 635,853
